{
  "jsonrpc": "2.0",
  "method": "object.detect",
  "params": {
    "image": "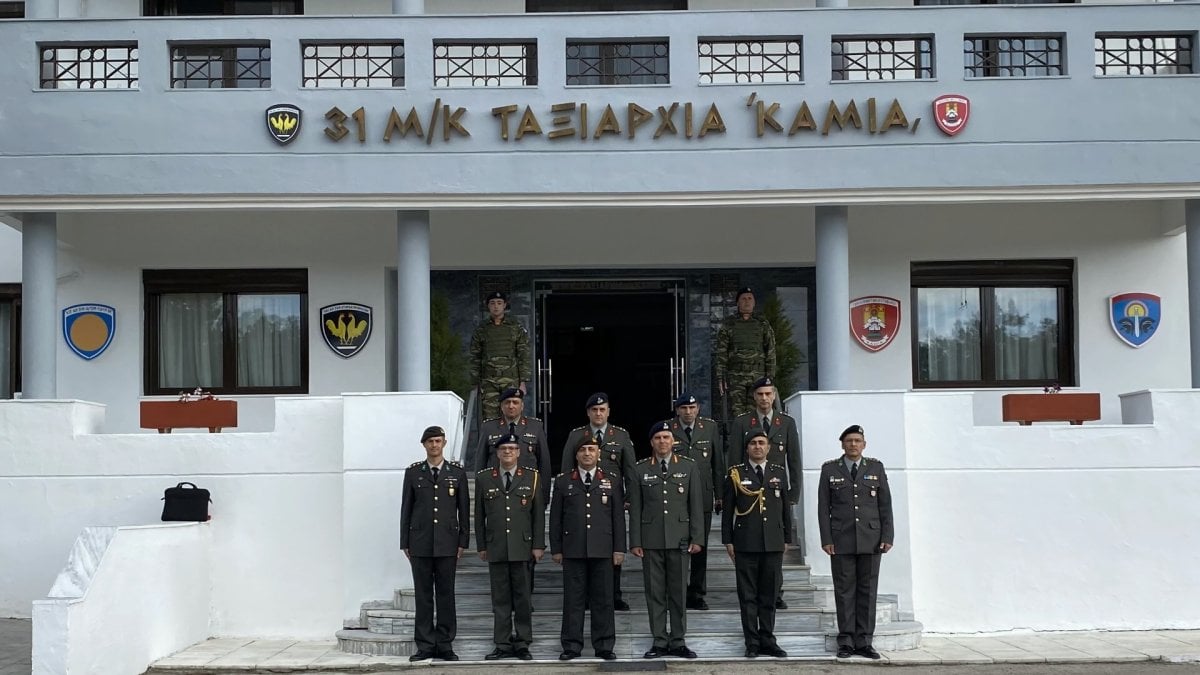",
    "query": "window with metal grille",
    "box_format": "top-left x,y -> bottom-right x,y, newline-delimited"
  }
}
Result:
567,39 -> 669,85
302,41 -> 404,88
698,37 -> 802,84
39,43 -> 139,89
170,42 -> 270,88
831,35 -> 933,81
1095,33 -> 1194,75
964,34 -> 1064,77
0,2 -> 24,18
144,0 -> 300,15
433,41 -> 537,87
